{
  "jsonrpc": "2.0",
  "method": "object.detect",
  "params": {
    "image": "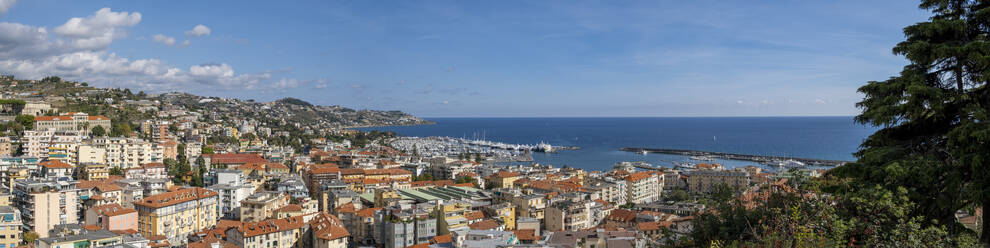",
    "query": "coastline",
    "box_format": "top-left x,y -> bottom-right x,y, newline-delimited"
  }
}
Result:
346,121 -> 437,129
